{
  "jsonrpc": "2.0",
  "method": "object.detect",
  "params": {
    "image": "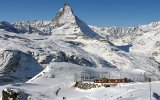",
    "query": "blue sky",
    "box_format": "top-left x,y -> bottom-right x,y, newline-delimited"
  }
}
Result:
0,0 -> 160,27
